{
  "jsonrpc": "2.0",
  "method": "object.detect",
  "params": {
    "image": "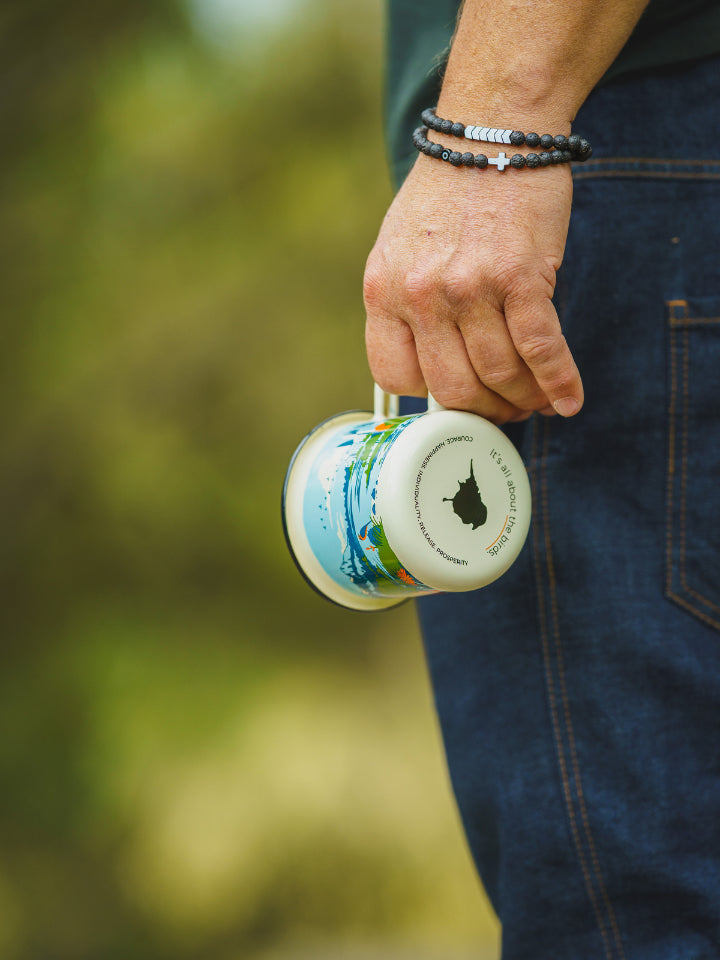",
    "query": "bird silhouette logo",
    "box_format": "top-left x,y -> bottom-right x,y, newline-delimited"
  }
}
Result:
443,460 -> 487,529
